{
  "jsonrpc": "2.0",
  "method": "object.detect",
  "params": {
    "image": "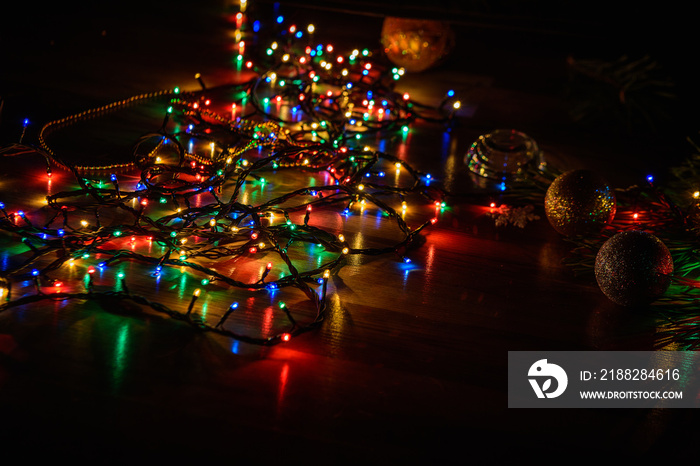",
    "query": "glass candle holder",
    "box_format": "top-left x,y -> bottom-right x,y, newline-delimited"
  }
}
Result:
465,129 -> 542,181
